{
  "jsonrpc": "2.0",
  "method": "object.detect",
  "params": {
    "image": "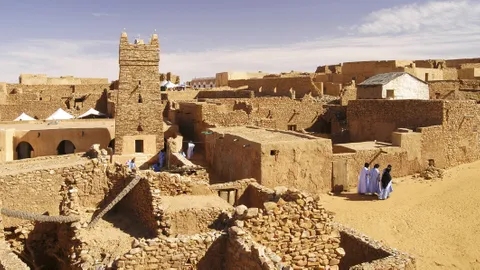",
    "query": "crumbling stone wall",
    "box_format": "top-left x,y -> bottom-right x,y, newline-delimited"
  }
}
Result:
173,97 -> 328,151
0,84 -> 109,120
428,80 -> 480,101
228,76 -> 322,97
232,188 -> 345,269
197,89 -> 254,99
226,227 -> 281,270
0,157 -> 97,227
115,232 -> 226,269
